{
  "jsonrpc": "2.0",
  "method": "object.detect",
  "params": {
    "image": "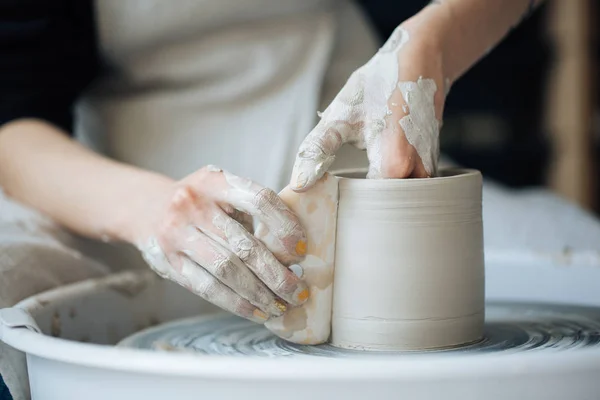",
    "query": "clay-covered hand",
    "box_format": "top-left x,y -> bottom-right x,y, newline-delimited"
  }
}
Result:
133,166 -> 309,323
291,24 -> 447,191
